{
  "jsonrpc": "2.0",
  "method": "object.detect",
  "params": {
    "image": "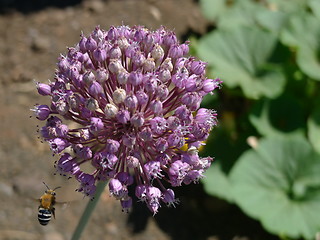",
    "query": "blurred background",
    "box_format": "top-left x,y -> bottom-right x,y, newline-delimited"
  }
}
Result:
0,0 -> 319,240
